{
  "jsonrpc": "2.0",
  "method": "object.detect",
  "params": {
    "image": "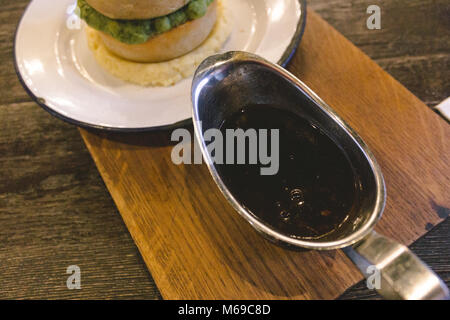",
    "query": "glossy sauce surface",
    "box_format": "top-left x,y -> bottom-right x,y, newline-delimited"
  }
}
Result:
217,105 -> 358,239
